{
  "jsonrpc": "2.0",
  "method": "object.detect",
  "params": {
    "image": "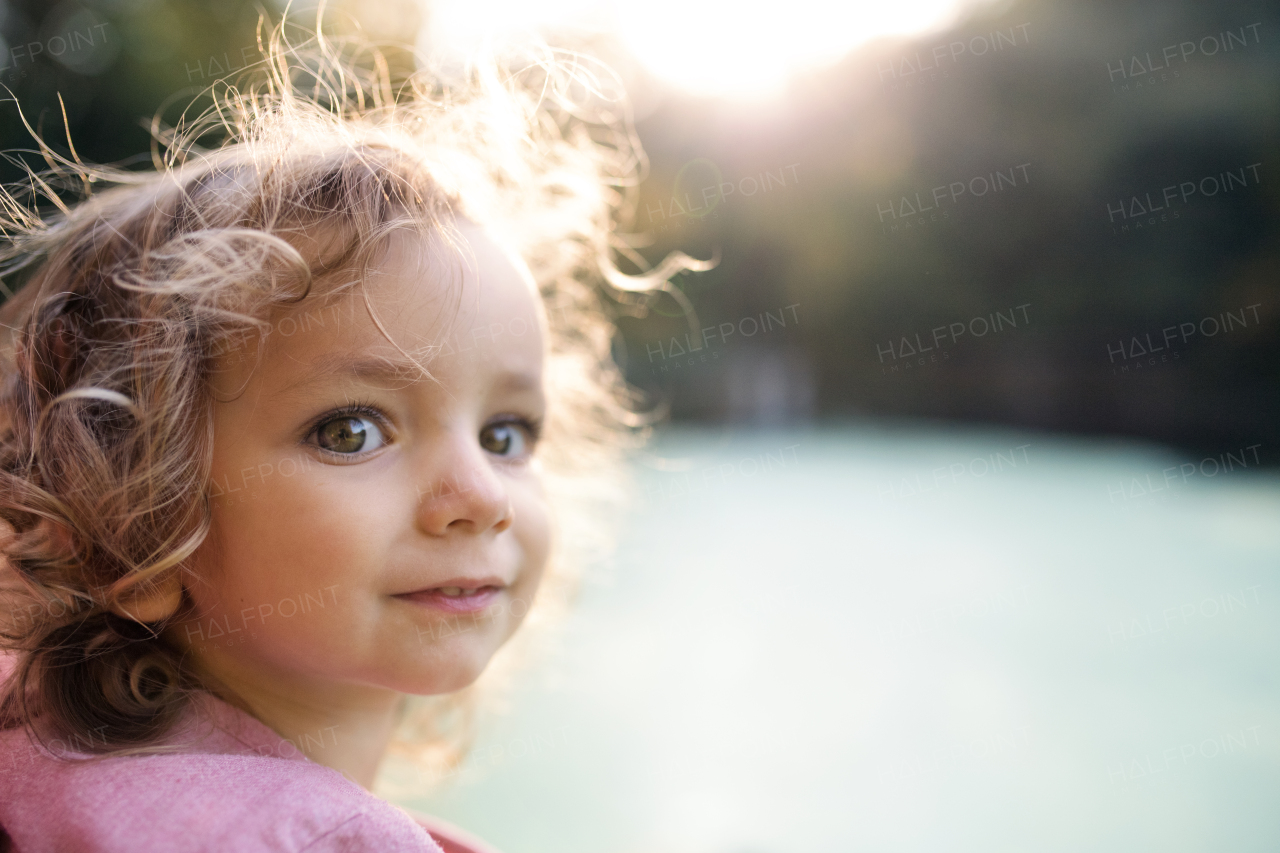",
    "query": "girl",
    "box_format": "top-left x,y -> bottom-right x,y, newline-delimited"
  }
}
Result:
0,19 -> 704,853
